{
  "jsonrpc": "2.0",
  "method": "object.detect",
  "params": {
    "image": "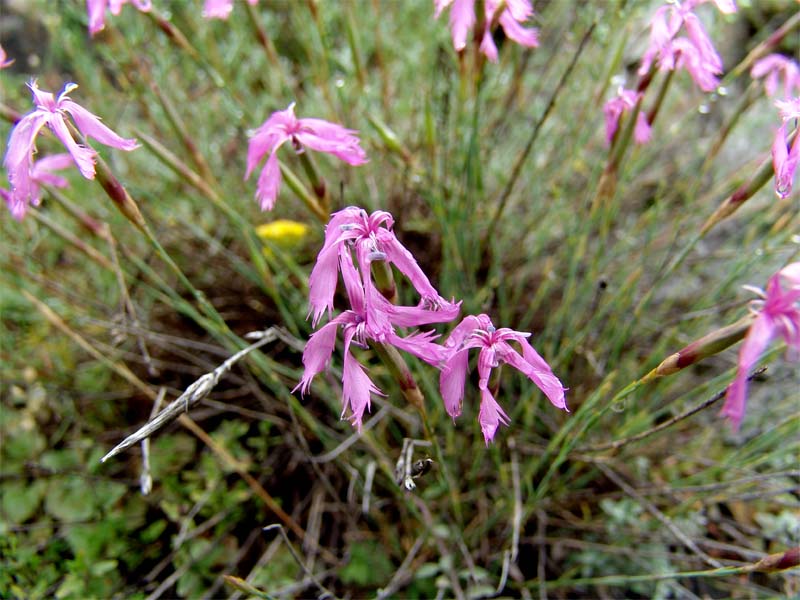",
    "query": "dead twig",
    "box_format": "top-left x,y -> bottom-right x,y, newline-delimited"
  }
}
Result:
101,329 -> 278,462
